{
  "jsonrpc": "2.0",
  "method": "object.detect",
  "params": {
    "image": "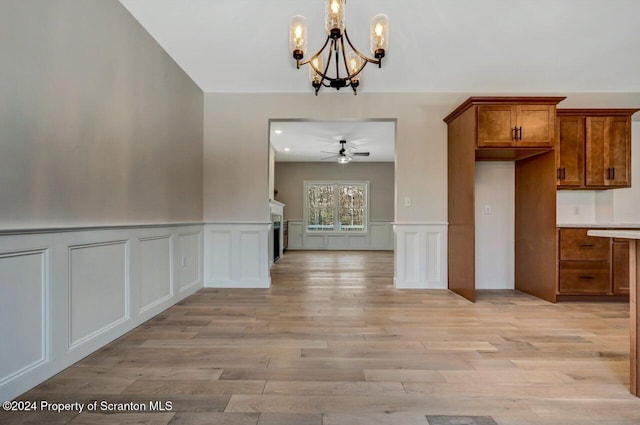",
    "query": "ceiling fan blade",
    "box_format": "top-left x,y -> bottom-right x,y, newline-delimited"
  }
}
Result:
320,155 -> 339,160
320,151 -> 336,154
352,152 -> 370,156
